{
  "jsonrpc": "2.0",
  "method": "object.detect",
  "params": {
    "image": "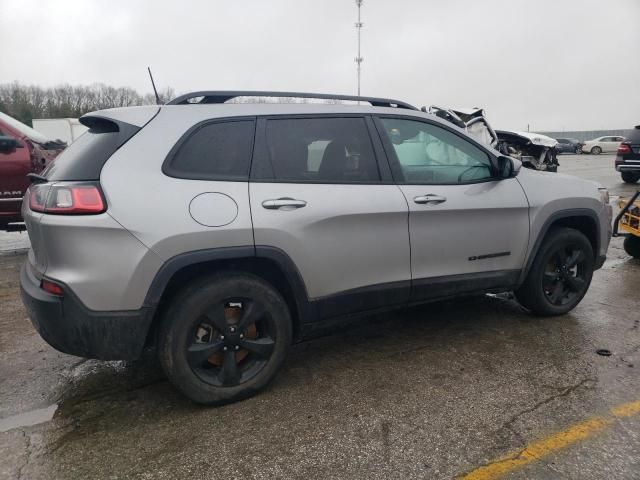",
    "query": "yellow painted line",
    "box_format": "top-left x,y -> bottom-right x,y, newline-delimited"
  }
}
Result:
459,399 -> 640,480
